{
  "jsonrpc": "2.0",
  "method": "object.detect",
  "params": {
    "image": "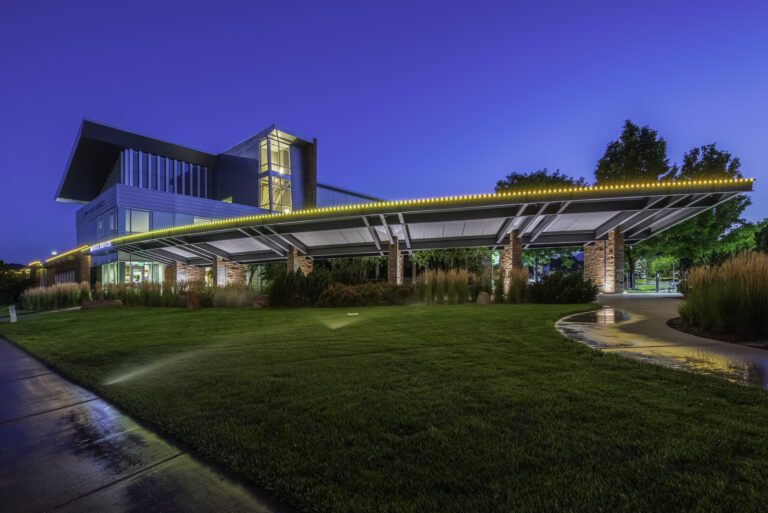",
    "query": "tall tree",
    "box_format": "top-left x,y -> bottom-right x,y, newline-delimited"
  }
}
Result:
496,168 -> 588,191
594,120 -> 671,287
634,144 -> 751,266
595,120 -> 670,184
